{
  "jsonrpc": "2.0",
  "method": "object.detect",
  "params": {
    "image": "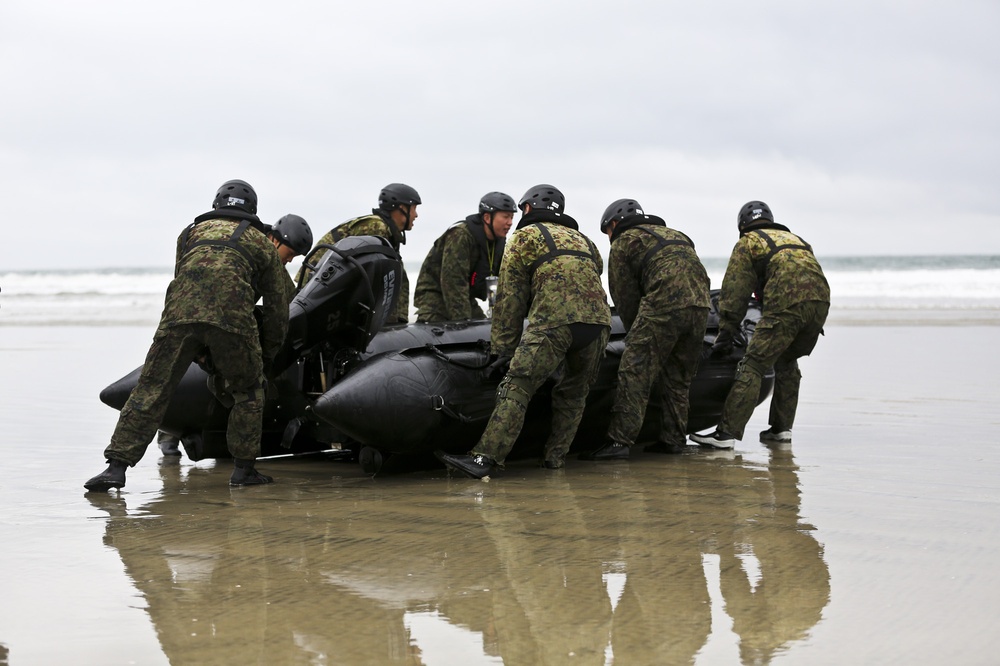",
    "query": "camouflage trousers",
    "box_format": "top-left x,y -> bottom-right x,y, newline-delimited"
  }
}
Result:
607,307 -> 708,447
105,323 -> 266,465
719,301 -> 829,439
473,324 -> 610,465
